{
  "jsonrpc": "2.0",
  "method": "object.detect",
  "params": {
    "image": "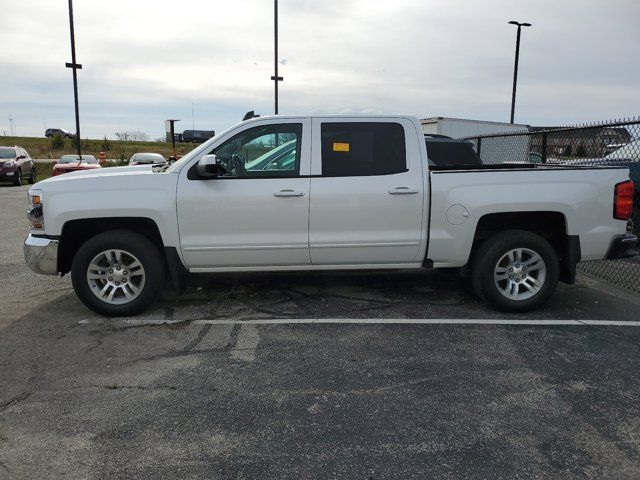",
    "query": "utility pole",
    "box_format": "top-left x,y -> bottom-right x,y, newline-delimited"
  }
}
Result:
66,0 -> 83,158
508,20 -> 532,124
8,114 -> 14,136
270,0 -> 283,114
165,119 -> 180,158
